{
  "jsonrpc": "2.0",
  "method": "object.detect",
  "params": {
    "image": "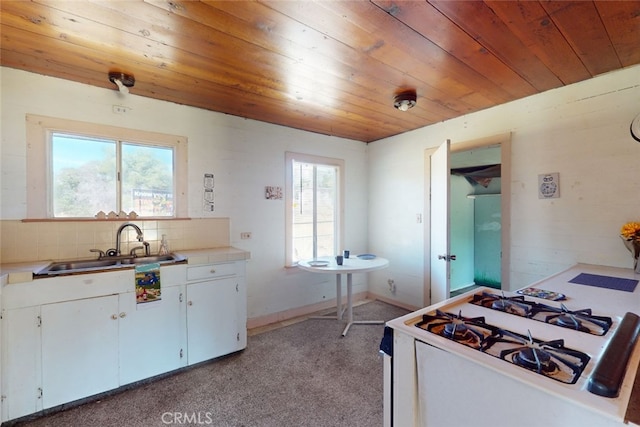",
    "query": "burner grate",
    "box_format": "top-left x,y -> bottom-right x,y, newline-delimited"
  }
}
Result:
414,310 -> 591,384
470,292 -> 612,336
